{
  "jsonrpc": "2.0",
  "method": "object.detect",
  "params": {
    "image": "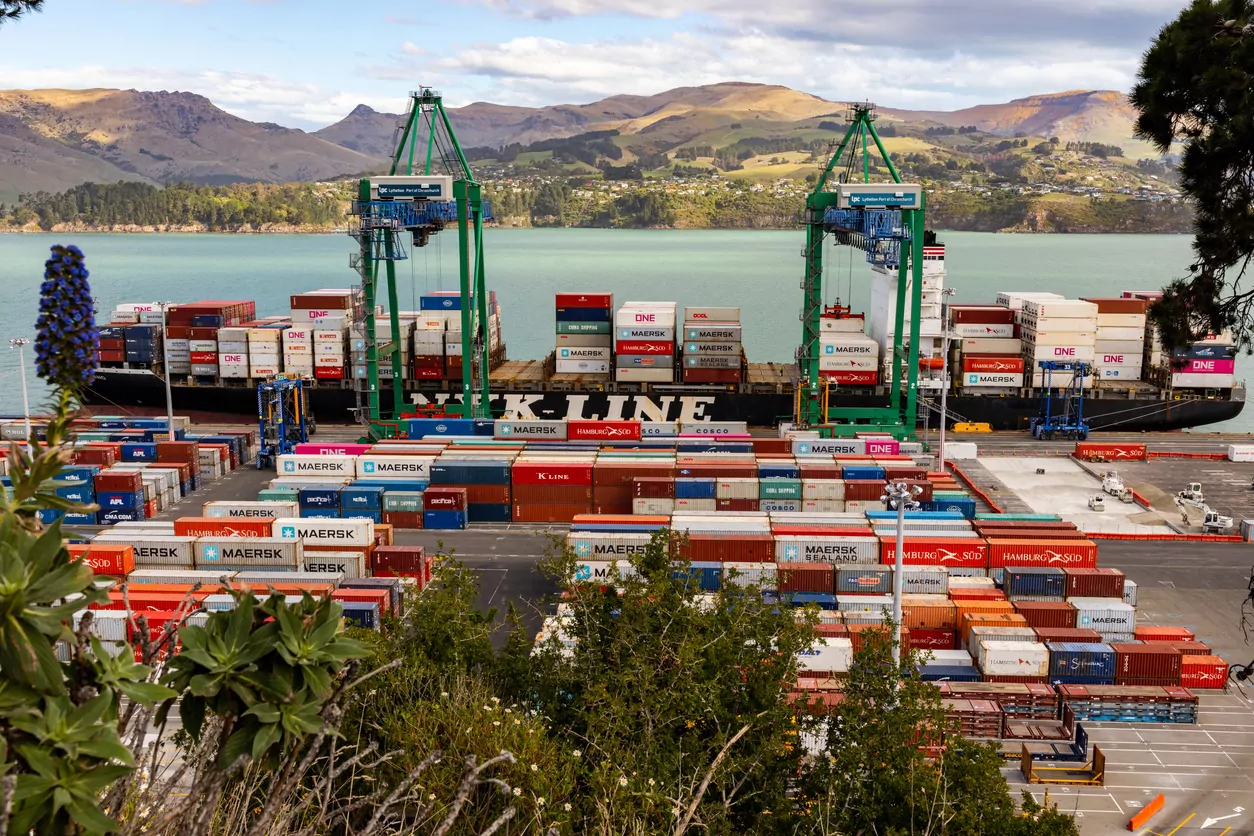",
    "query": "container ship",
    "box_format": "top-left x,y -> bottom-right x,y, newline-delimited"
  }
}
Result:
84,247 -> 1244,431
